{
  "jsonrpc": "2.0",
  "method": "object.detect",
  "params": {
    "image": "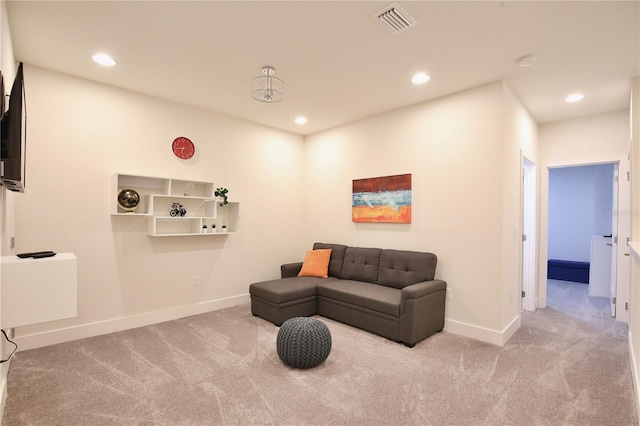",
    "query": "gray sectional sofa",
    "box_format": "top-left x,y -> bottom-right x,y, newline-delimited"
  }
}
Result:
249,243 -> 447,347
